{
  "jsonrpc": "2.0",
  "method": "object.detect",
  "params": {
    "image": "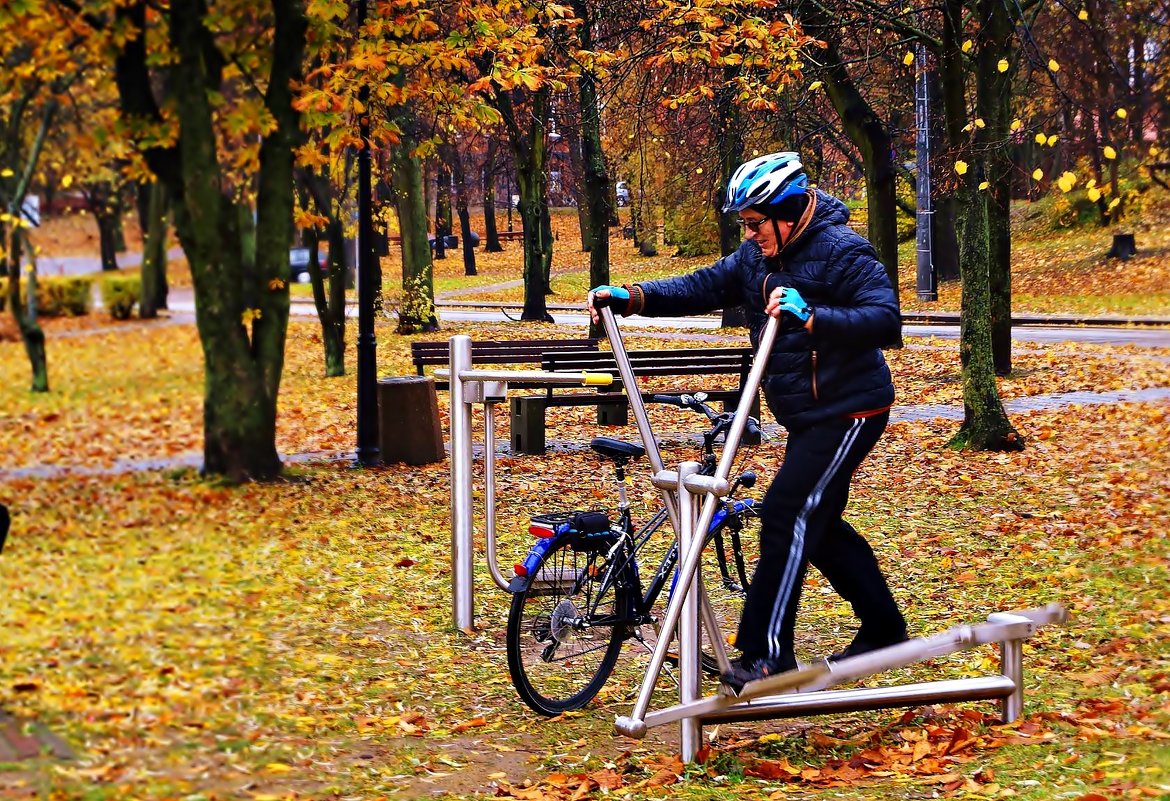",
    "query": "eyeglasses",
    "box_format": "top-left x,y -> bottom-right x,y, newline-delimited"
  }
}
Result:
737,217 -> 766,233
